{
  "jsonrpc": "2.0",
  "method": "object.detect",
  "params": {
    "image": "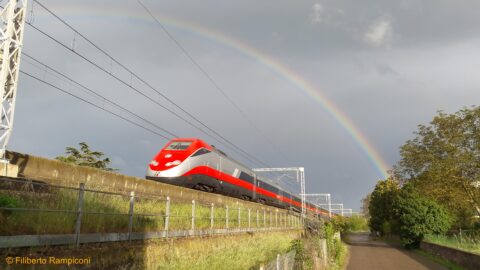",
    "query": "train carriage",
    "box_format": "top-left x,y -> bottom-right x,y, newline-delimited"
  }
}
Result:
146,138 -> 329,217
